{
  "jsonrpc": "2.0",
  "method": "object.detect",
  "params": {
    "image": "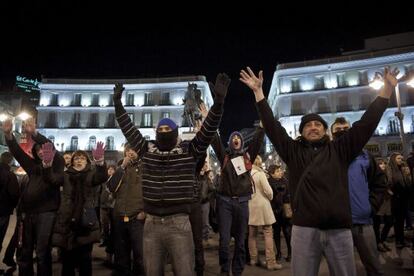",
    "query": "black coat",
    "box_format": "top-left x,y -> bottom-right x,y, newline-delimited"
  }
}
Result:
257,97 -> 389,229
0,163 -> 19,216
52,164 -> 108,250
